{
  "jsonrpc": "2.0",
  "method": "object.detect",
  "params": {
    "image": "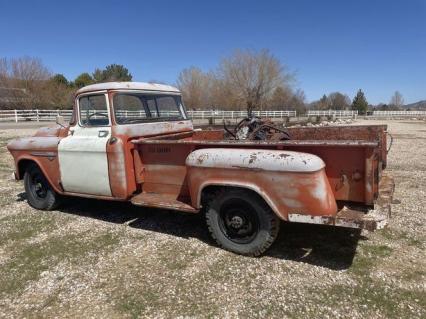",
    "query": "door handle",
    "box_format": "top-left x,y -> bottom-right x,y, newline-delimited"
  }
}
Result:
98,130 -> 109,138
